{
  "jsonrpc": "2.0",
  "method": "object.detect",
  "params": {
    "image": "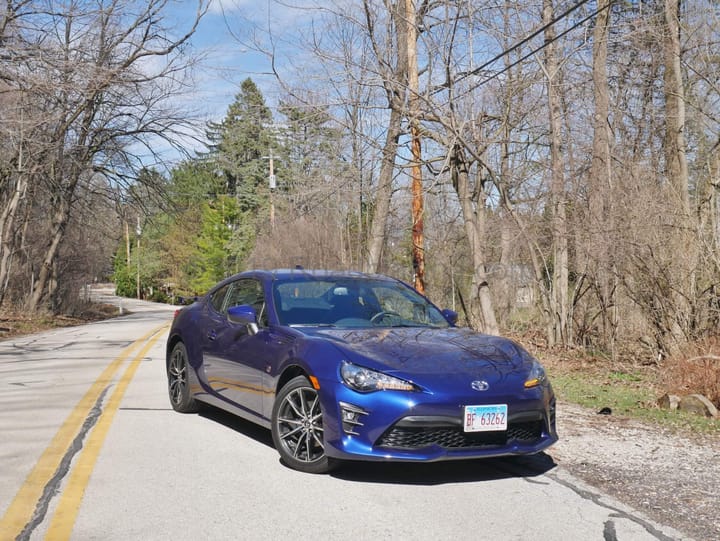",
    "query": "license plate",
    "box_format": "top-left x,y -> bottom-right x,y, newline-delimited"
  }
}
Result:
464,404 -> 508,432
